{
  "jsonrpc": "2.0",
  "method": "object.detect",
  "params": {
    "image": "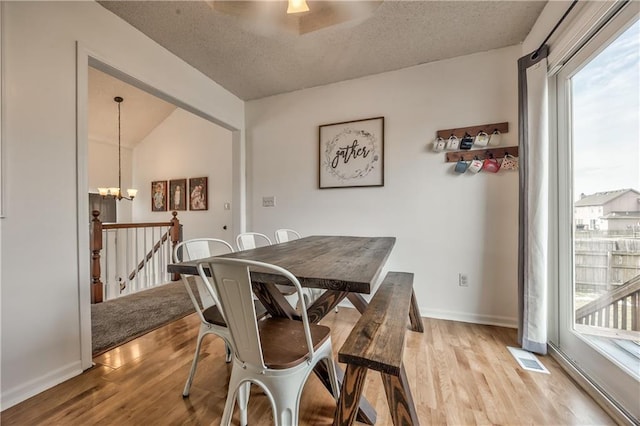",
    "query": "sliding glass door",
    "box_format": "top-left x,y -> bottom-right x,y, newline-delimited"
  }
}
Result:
555,5 -> 639,421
